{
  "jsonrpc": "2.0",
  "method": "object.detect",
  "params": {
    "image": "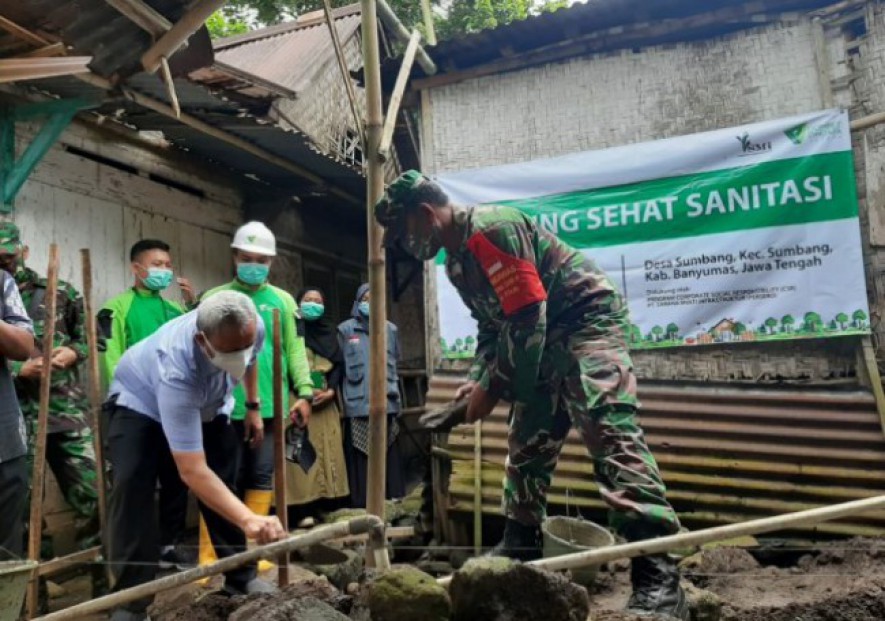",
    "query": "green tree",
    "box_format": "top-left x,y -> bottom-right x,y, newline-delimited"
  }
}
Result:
853,309 -> 868,328
665,323 -> 679,341
651,325 -> 664,342
206,9 -> 250,38
209,0 -> 567,40
464,335 -> 476,351
765,317 -> 778,334
734,322 -> 746,337
781,315 -> 794,333
804,311 -> 822,332
455,338 -> 464,352
628,323 -> 642,344
835,312 -> 849,330
439,337 -> 448,352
